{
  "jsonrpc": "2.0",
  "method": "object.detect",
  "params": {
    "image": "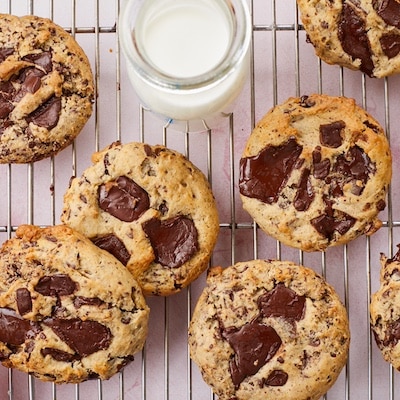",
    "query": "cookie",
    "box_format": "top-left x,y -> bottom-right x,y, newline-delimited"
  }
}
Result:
296,0 -> 400,78
0,224 -> 149,384
188,259 -> 350,400
61,141 -> 220,296
0,14 -> 94,163
239,94 -> 391,252
370,246 -> 400,370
